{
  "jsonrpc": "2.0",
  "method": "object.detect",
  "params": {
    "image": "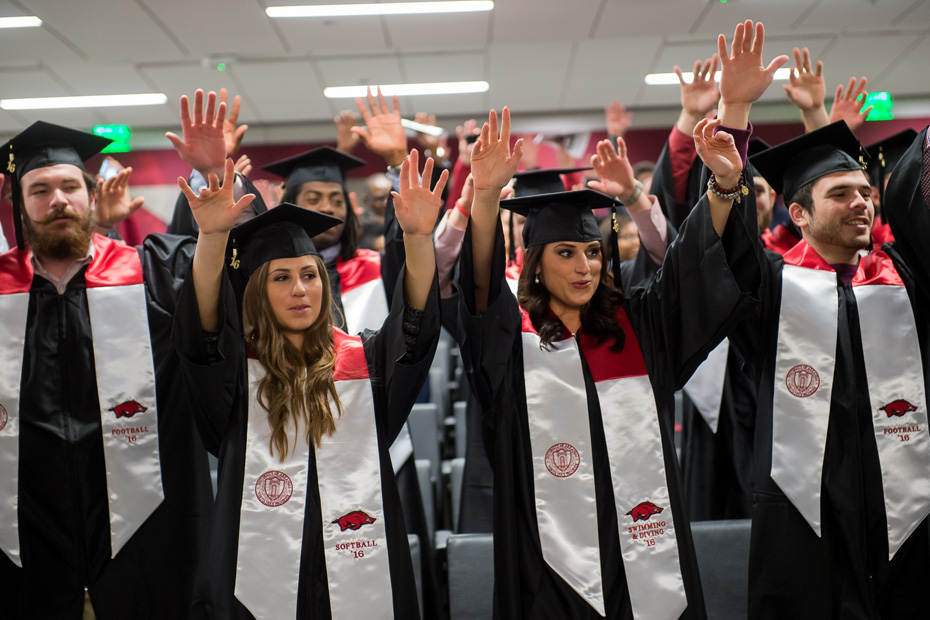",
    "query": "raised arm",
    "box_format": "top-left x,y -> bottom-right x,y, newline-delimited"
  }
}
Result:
828,77 -> 872,133
717,20 -> 788,132
391,149 -> 448,310
469,107 -> 524,313
93,163 -> 146,235
165,90 -> 228,181
783,47 -> 830,132
353,87 -> 407,168
674,55 -> 720,136
178,158 -> 255,331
